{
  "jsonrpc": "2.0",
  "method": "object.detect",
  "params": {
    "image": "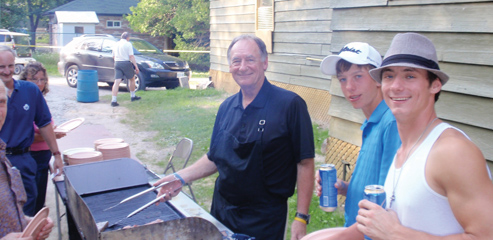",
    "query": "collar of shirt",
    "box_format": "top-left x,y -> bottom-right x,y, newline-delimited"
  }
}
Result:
235,78 -> 271,110
361,100 -> 390,130
12,79 -> 20,93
